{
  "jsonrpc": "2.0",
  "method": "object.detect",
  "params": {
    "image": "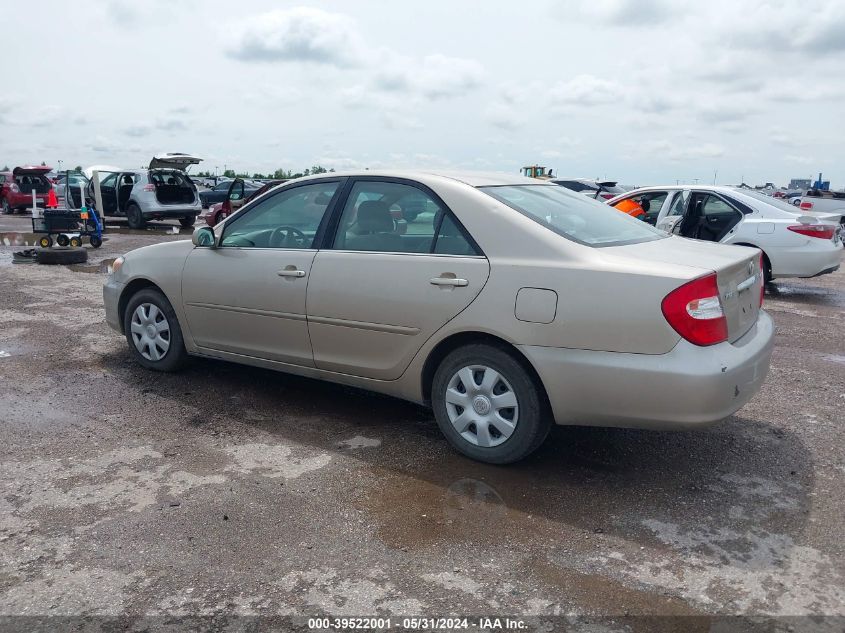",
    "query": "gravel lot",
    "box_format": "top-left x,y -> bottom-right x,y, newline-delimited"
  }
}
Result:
0,214 -> 843,630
